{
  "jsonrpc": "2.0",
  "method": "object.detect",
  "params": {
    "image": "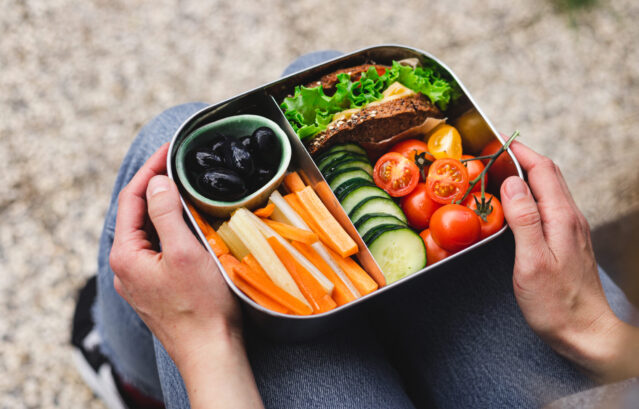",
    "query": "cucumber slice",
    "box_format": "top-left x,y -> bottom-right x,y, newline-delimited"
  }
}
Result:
366,227 -> 427,284
326,143 -> 367,156
323,159 -> 373,180
334,178 -> 376,201
318,152 -> 368,173
362,224 -> 404,246
341,186 -> 390,215
354,213 -> 406,237
316,148 -> 364,164
327,168 -> 373,191
349,197 -> 407,225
